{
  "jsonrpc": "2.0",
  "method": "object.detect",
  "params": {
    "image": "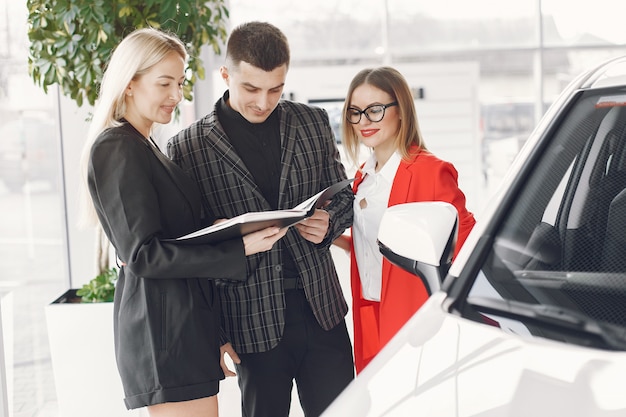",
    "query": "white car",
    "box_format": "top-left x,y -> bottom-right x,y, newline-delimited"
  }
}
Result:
323,56 -> 626,416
